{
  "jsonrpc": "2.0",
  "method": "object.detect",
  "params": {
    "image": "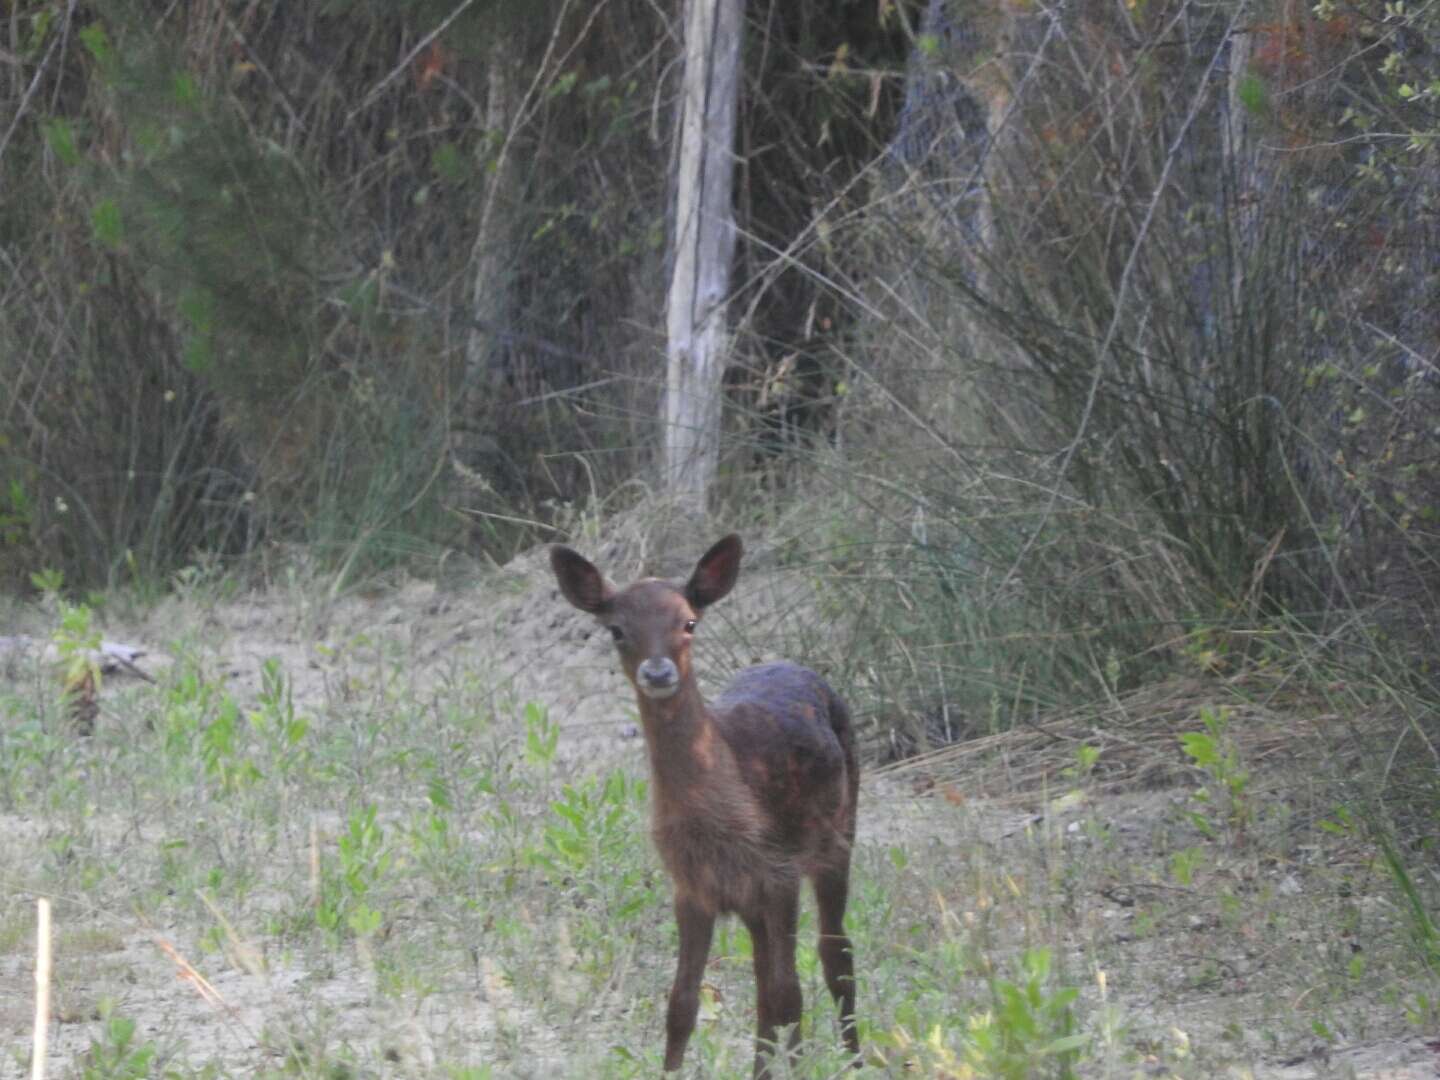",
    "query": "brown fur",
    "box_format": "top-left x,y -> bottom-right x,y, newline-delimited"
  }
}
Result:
550,535 -> 859,1075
